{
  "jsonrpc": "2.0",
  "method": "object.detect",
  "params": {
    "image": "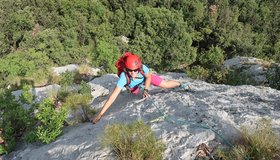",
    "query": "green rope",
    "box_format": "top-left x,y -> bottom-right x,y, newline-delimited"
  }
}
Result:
151,102 -> 234,148
149,99 -> 251,160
